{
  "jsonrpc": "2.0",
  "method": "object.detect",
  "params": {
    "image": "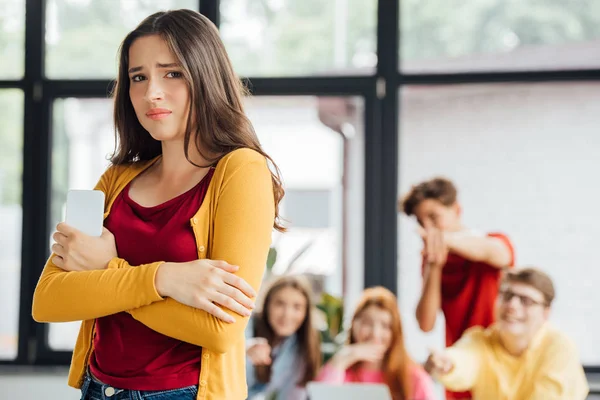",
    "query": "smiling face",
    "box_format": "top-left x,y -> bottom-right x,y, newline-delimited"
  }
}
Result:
266,286 -> 308,338
351,305 -> 393,351
127,34 -> 191,143
496,281 -> 549,339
